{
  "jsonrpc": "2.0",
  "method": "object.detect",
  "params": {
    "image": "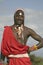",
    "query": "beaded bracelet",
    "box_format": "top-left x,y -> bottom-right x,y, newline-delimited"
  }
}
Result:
34,44 -> 38,50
